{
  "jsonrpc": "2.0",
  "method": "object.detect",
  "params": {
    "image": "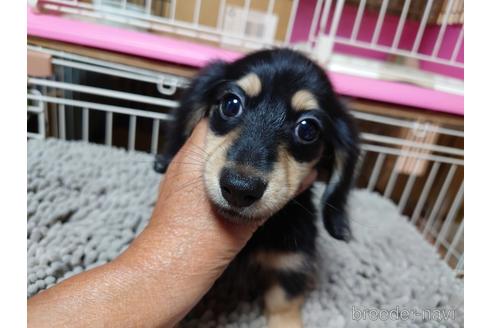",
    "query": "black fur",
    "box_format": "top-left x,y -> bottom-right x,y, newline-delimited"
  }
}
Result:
155,49 -> 359,318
